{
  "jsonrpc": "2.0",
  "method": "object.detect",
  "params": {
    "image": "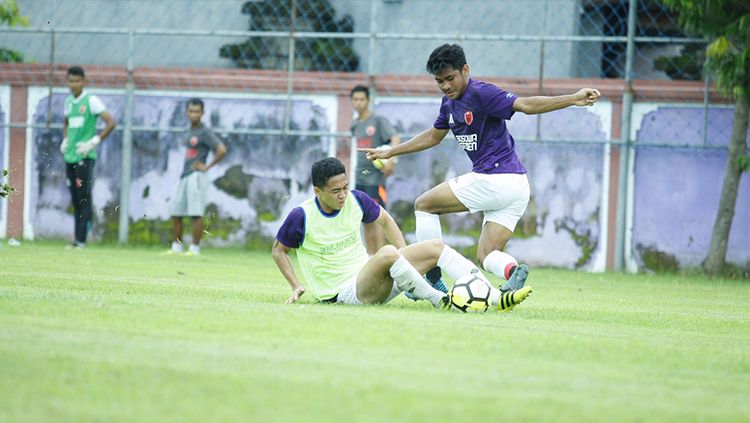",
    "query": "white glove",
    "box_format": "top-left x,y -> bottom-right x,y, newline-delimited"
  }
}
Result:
59,137 -> 68,154
75,135 -> 101,155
